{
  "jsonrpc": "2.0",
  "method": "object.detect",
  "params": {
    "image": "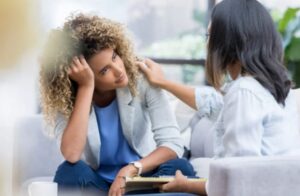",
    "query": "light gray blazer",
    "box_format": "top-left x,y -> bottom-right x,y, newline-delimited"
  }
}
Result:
53,77 -> 183,169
